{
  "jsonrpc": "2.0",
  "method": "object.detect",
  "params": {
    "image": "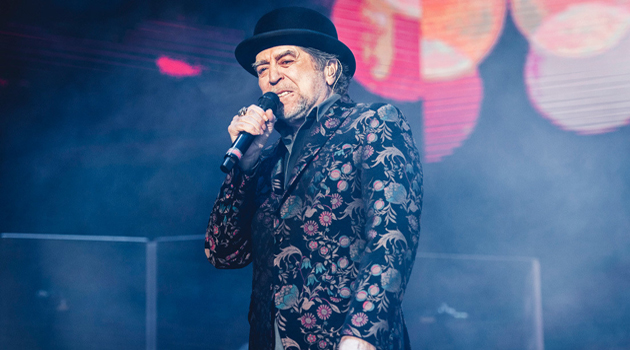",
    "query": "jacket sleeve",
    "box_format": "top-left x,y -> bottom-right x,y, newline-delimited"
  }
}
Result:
341,104 -> 423,349
205,166 -> 260,269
